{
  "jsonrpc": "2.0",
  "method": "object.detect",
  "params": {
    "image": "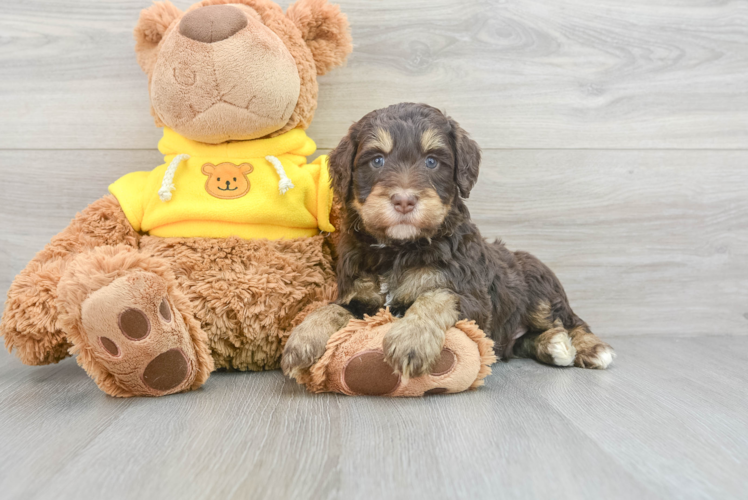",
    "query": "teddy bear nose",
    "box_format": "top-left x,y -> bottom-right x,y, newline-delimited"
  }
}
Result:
179,4 -> 248,43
